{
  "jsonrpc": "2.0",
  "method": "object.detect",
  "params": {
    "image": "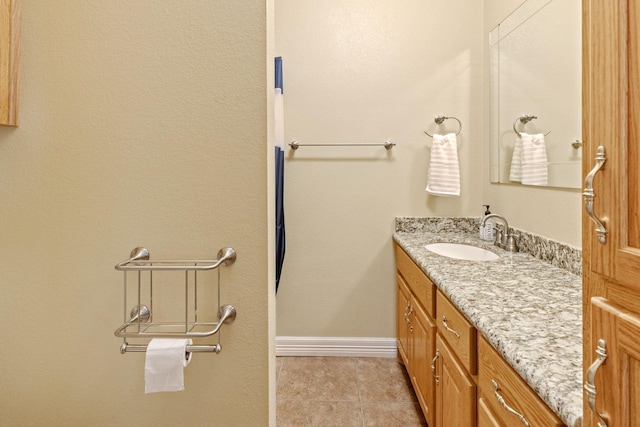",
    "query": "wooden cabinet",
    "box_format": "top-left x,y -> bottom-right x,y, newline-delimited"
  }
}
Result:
395,244 -> 563,426
0,0 -> 20,126
397,273 -> 411,366
436,290 -> 477,375
434,333 -> 476,427
410,297 -> 437,426
583,0 -> 640,425
477,334 -> 564,427
587,297 -> 640,426
477,397 -> 502,427
395,246 -> 437,427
